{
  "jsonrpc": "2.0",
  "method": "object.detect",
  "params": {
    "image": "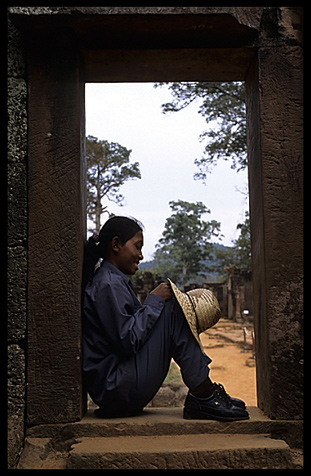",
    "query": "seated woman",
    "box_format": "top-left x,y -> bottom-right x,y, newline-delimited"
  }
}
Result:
82,216 -> 249,421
